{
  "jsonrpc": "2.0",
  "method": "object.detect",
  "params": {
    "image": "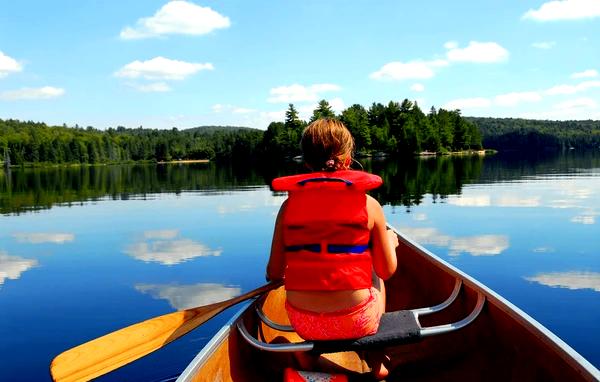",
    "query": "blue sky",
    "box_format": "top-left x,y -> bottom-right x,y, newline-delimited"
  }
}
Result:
0,0 -> 599,130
